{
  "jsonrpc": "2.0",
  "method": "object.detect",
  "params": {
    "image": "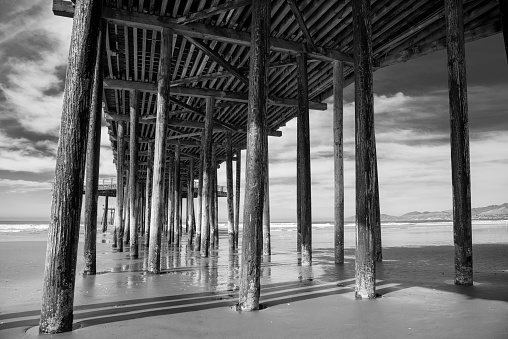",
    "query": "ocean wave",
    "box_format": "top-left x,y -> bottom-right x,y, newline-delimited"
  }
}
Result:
0,224 -> 49,233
